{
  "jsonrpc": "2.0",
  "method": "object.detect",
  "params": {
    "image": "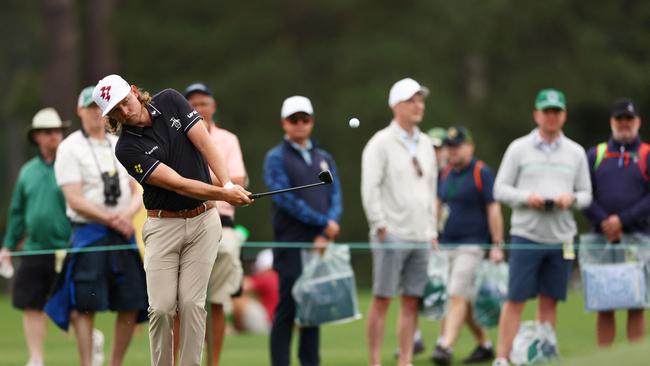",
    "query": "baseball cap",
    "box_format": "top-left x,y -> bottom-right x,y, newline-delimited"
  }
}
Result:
388,78 -> 429,108
611,98 -> 639,118
77,86 -> 96,108
183,82 -> 213,98
27,107 -> 71,143
254,249 -> 274,273
92,74 -> 132,117
443,126 -> 473,146
427,127 -> 447,147
535,89 -> 566,110
281,96 -> 313,118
